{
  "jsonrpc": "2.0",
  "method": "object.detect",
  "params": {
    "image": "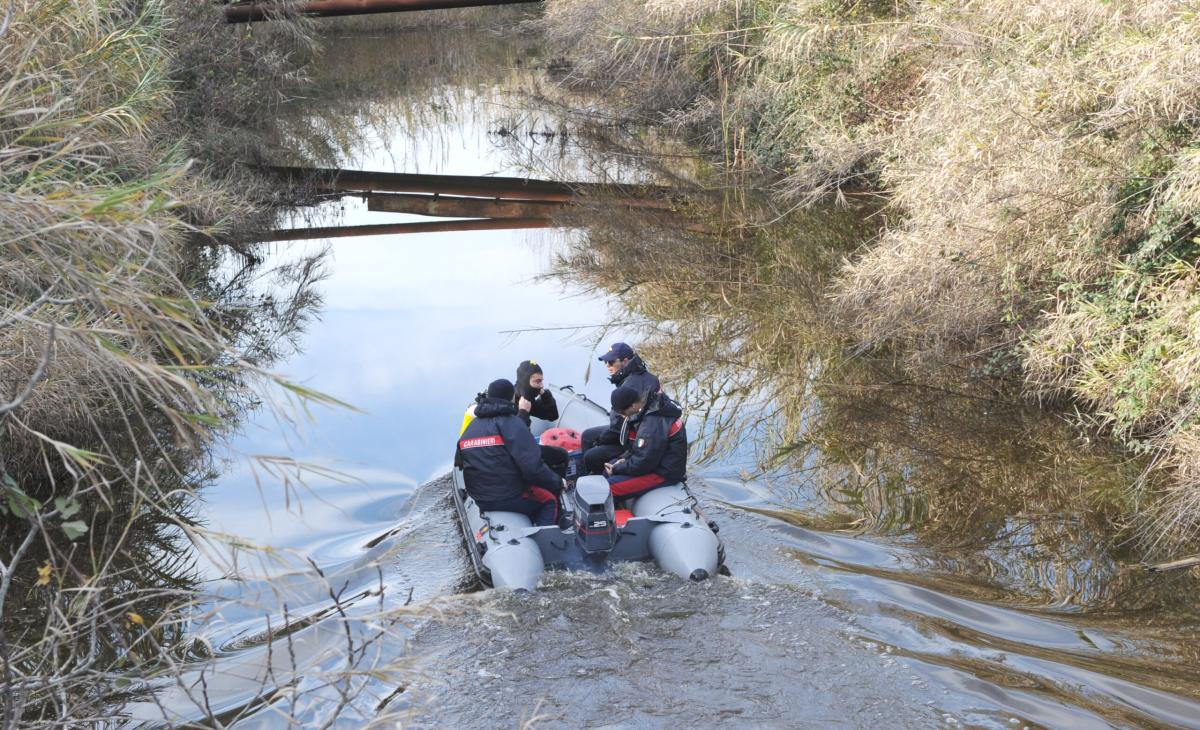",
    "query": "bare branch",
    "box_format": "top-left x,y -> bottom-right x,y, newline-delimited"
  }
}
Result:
0,0 -> 13,42
0,324 -> 56,416
0,523 -> 41,615
0,277 -> 69,329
